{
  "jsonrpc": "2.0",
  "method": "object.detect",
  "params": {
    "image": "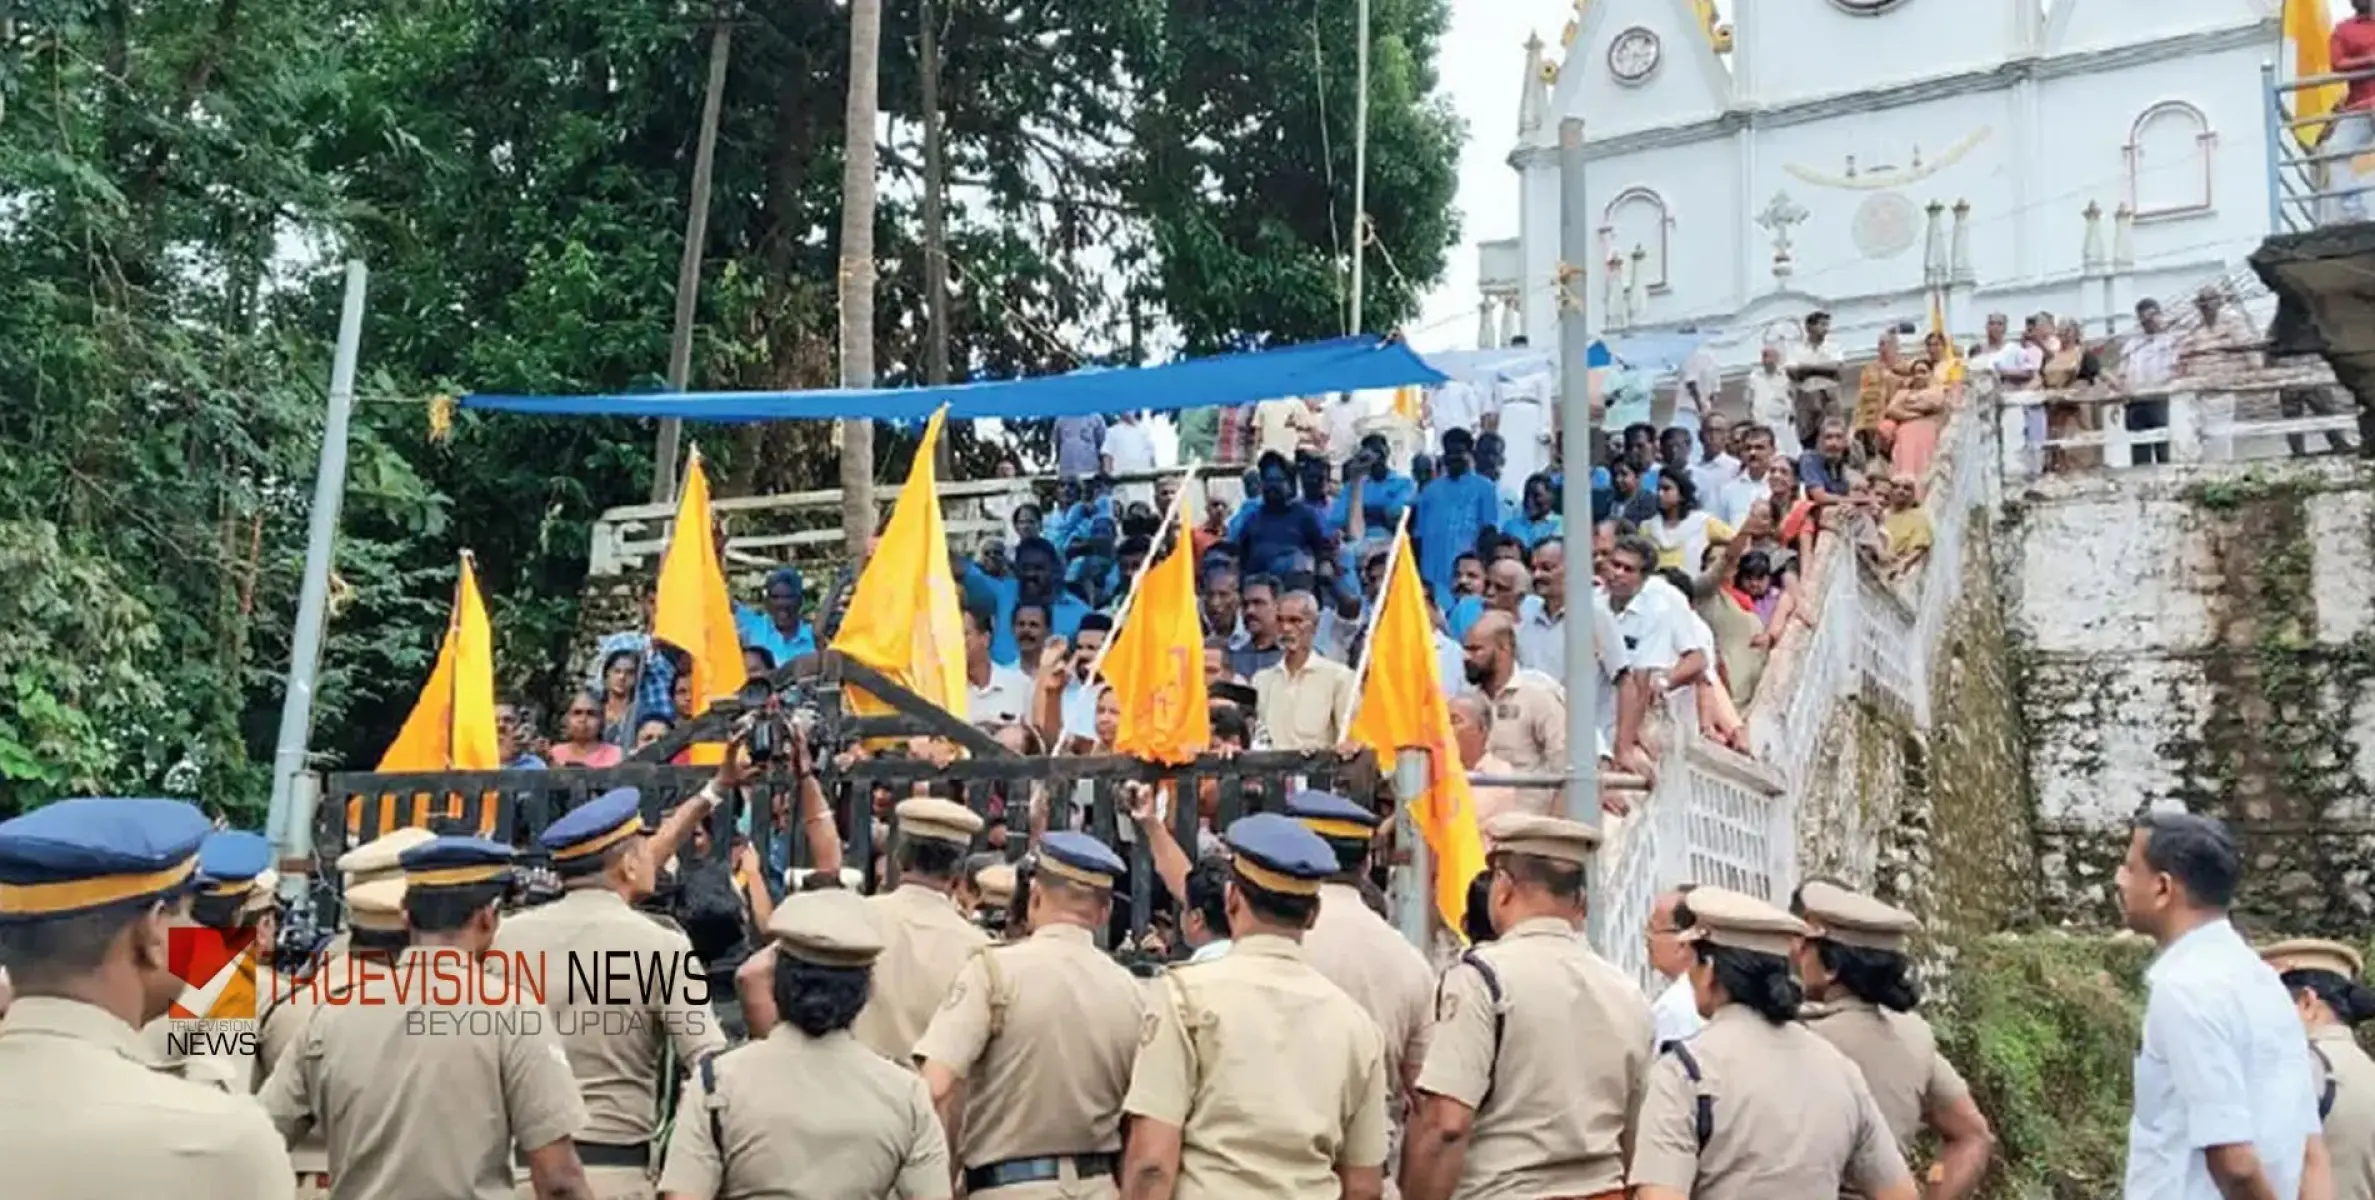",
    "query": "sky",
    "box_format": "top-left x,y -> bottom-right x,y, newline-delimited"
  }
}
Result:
1411,0 -> 2353,352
